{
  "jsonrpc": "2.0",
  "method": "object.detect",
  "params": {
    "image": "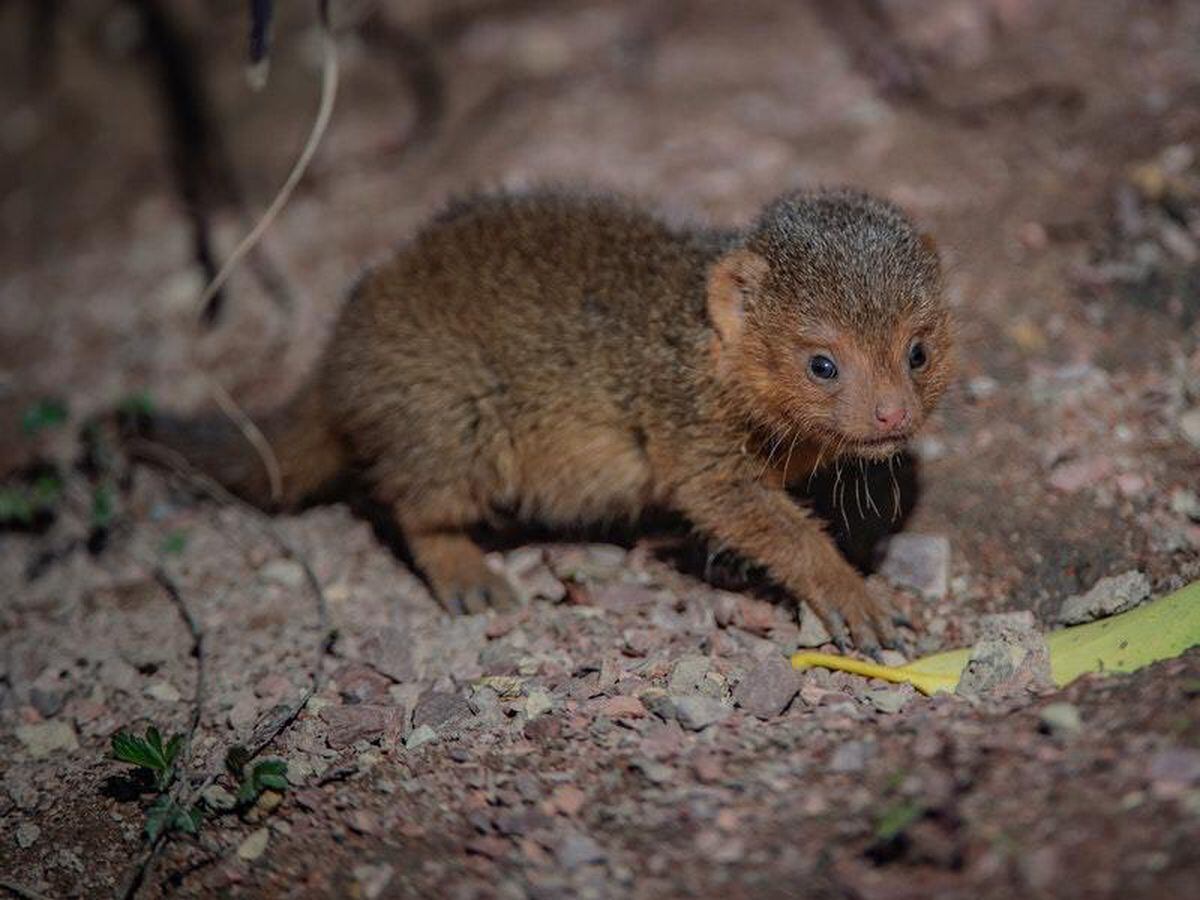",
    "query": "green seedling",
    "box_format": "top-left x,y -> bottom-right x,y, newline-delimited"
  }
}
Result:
21,399 -> 68,435
145,796 -> 202,842
225,745 -> 289,807
112,726 -> 184,792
